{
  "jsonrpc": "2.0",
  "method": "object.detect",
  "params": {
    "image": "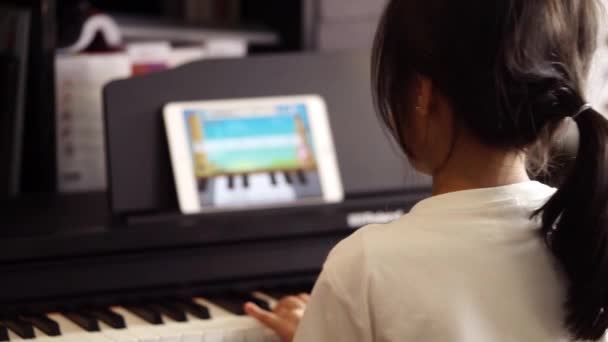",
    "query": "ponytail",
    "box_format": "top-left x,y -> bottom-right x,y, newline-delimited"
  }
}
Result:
536,106 -> 608,340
